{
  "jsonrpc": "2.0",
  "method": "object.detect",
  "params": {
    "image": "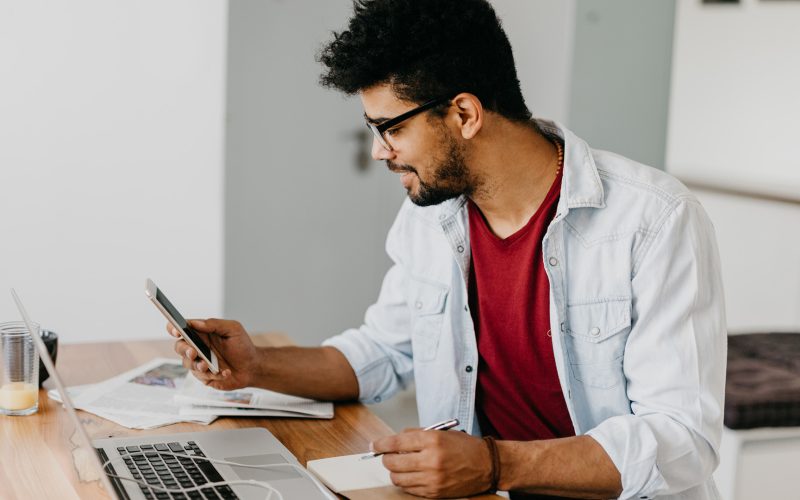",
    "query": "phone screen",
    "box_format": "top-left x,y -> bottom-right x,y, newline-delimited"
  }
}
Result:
155,288 -> 214,362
